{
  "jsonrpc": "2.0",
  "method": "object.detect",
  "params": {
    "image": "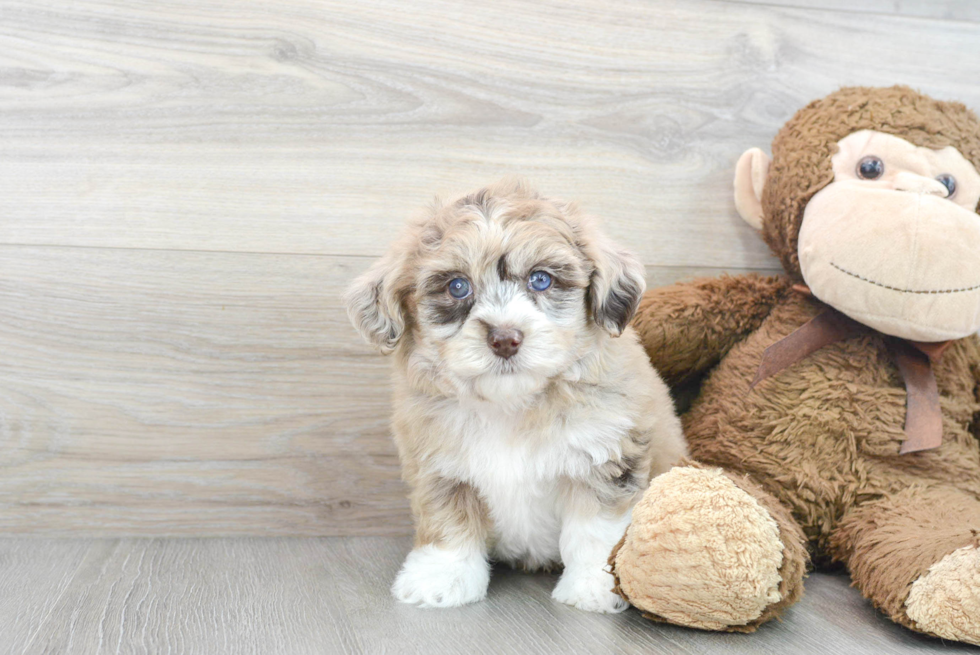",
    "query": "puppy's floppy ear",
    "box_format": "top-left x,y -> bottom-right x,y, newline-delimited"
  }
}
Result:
344,242 -> 412,354
581,226 -> 647,336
